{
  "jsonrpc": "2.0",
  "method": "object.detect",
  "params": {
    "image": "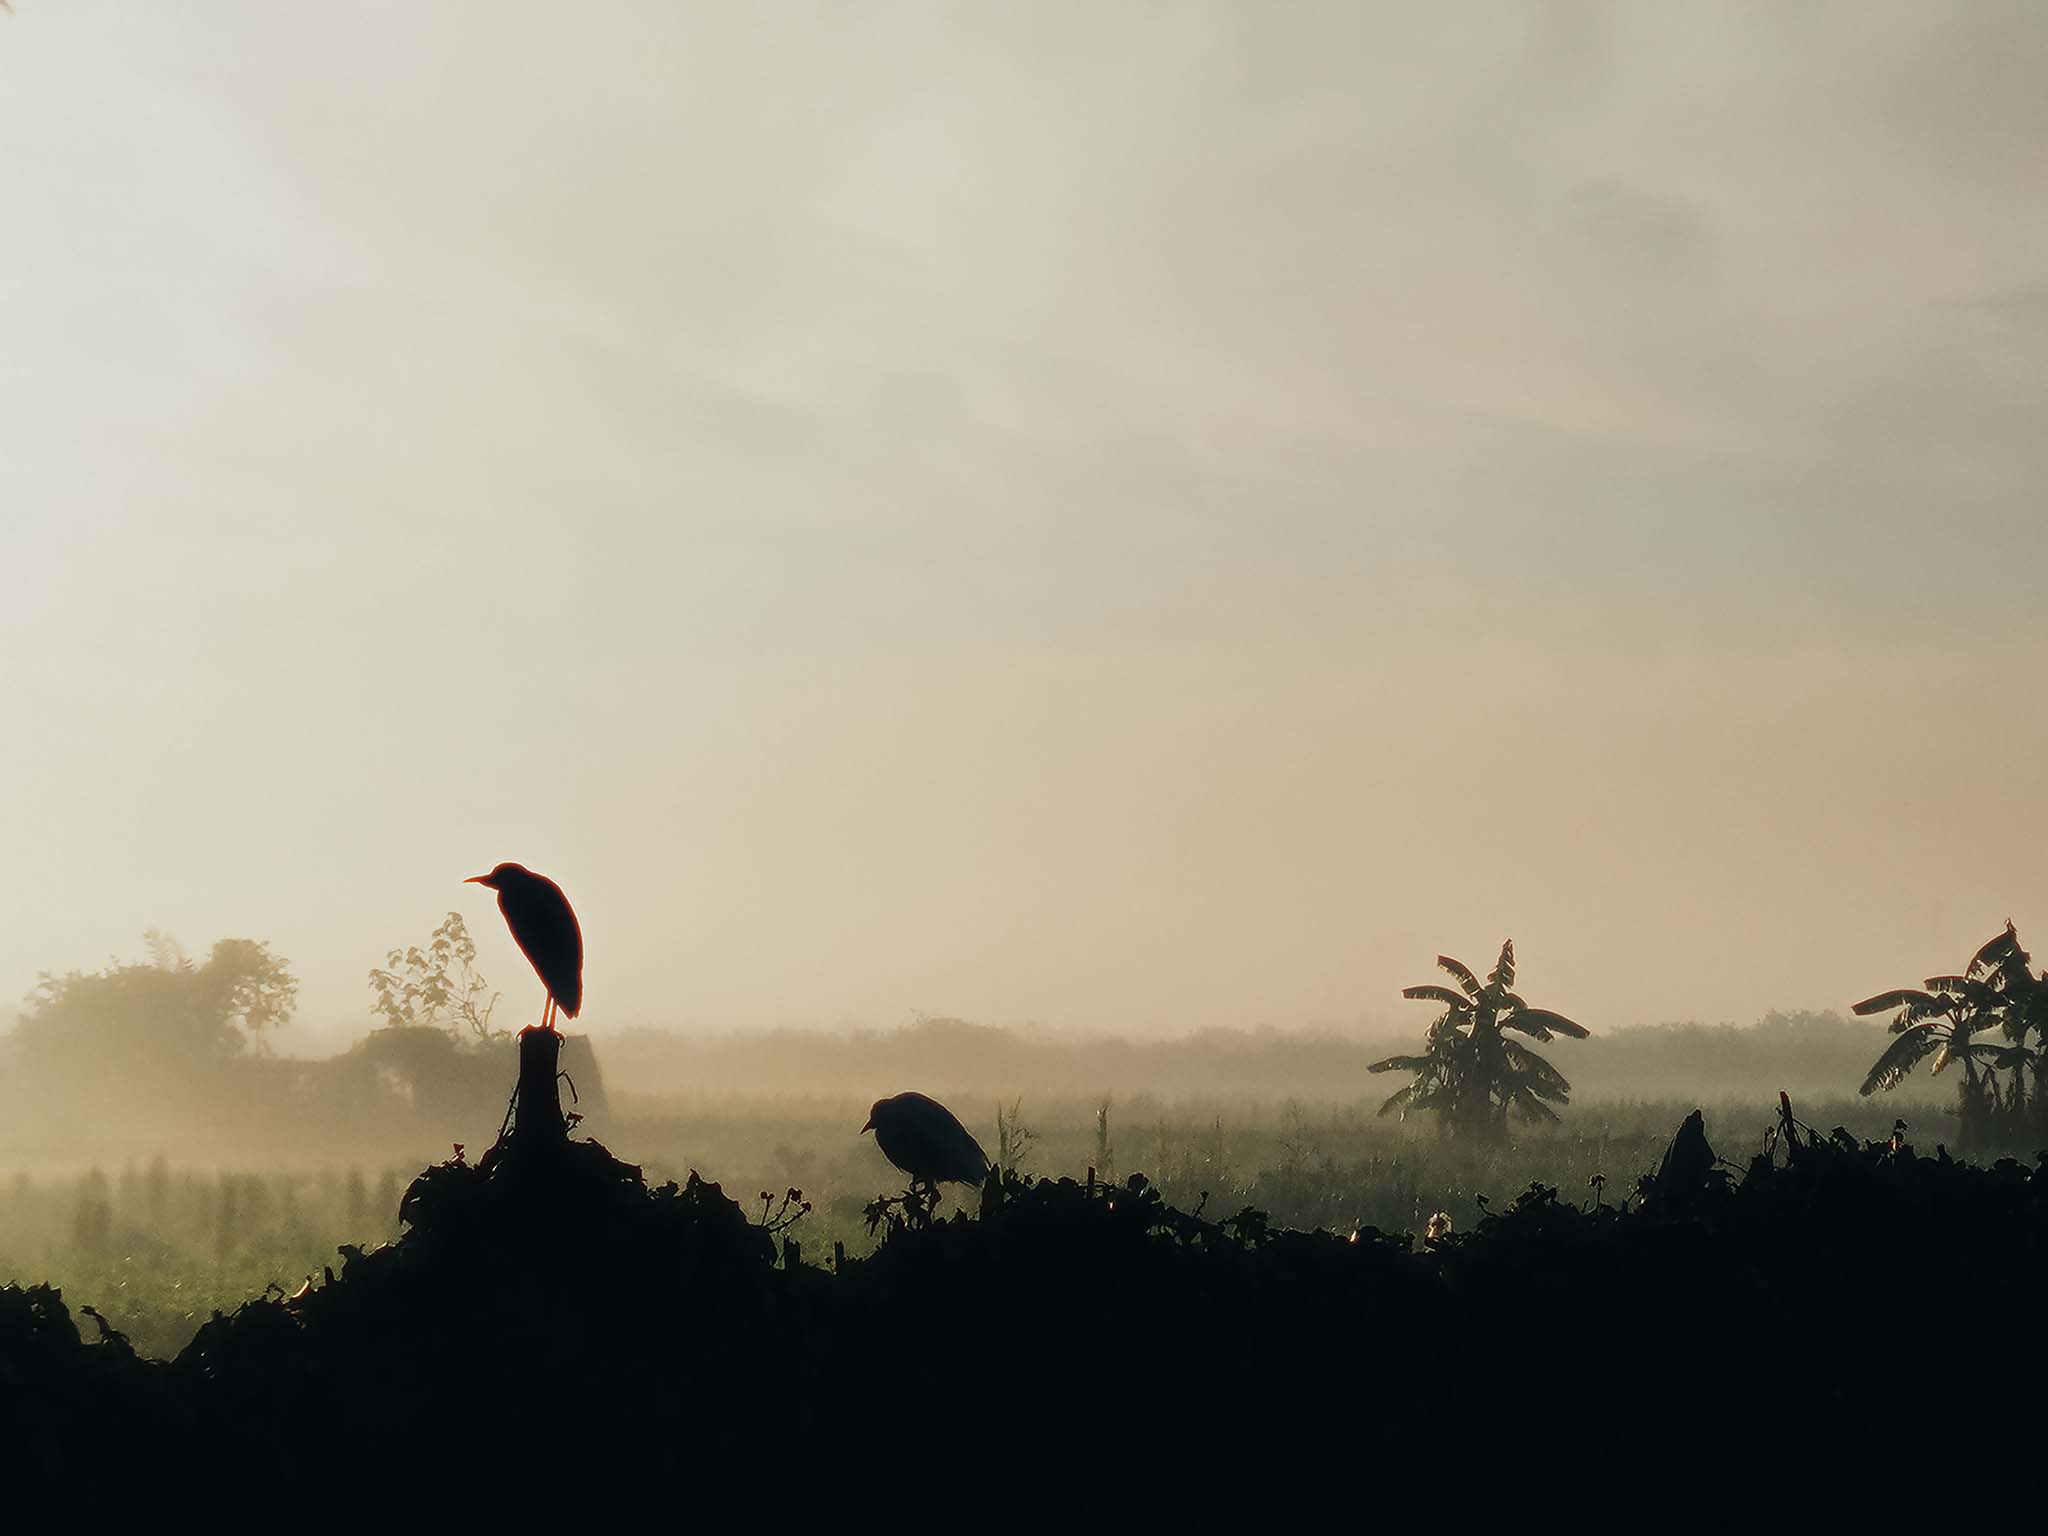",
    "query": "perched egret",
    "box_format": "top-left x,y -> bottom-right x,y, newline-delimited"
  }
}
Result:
862,1092 -> 991,1187
465,862 -> 582,1030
